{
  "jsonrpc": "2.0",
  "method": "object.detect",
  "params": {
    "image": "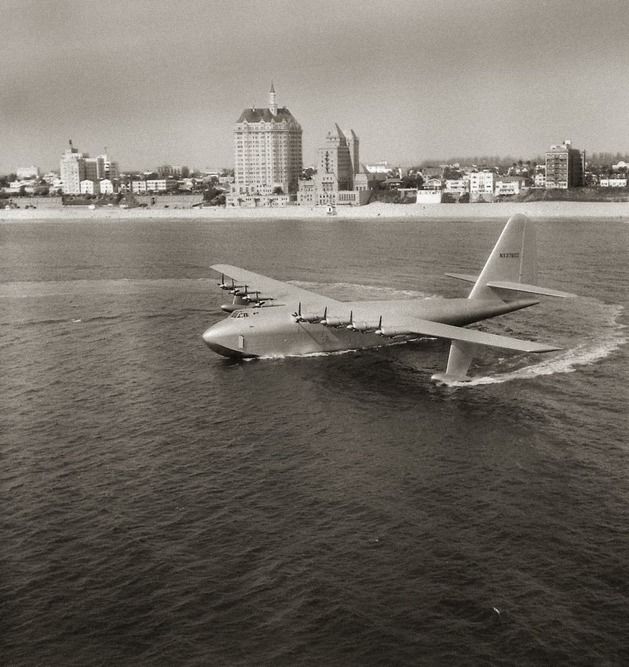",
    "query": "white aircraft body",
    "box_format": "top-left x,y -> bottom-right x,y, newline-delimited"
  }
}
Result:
202,214 -> 575,383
